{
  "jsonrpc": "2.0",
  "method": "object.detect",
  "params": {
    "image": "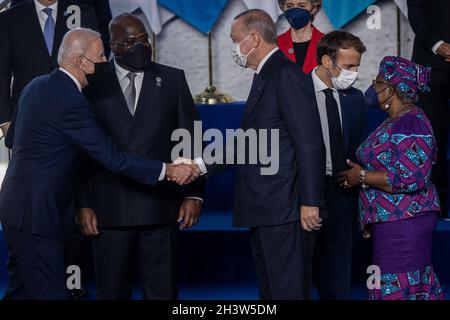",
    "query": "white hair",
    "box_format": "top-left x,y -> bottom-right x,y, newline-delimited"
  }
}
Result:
57,28 -> 101,66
